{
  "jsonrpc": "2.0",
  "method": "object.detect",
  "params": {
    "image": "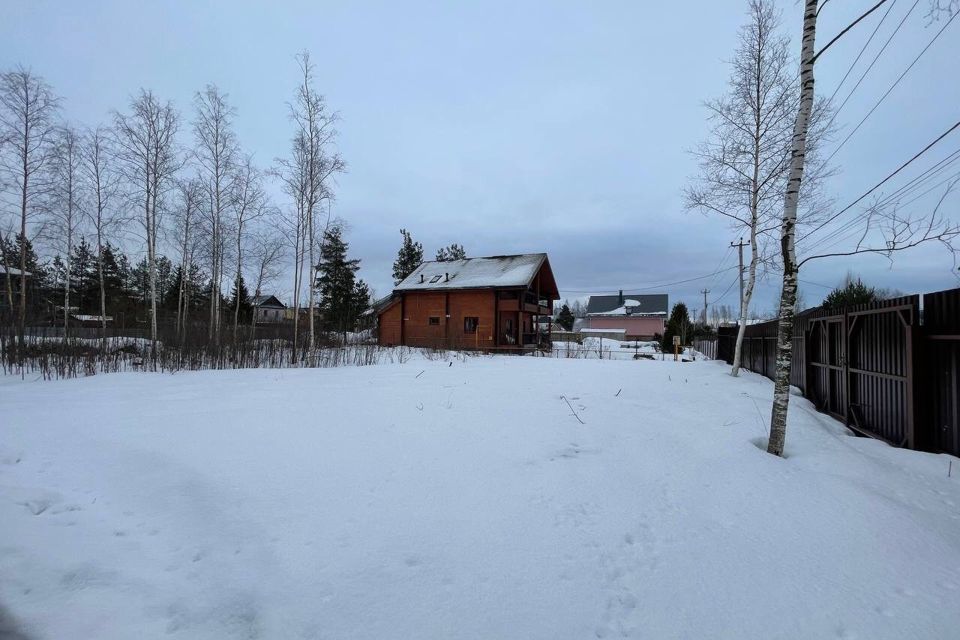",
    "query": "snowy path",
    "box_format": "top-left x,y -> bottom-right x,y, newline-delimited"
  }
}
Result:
1,356 -> 958,639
